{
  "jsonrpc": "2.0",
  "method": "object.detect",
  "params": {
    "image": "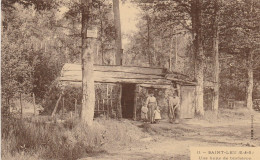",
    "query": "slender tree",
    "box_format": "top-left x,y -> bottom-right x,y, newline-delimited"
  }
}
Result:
213,0 -> 220,112
113,0 -> 122,65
